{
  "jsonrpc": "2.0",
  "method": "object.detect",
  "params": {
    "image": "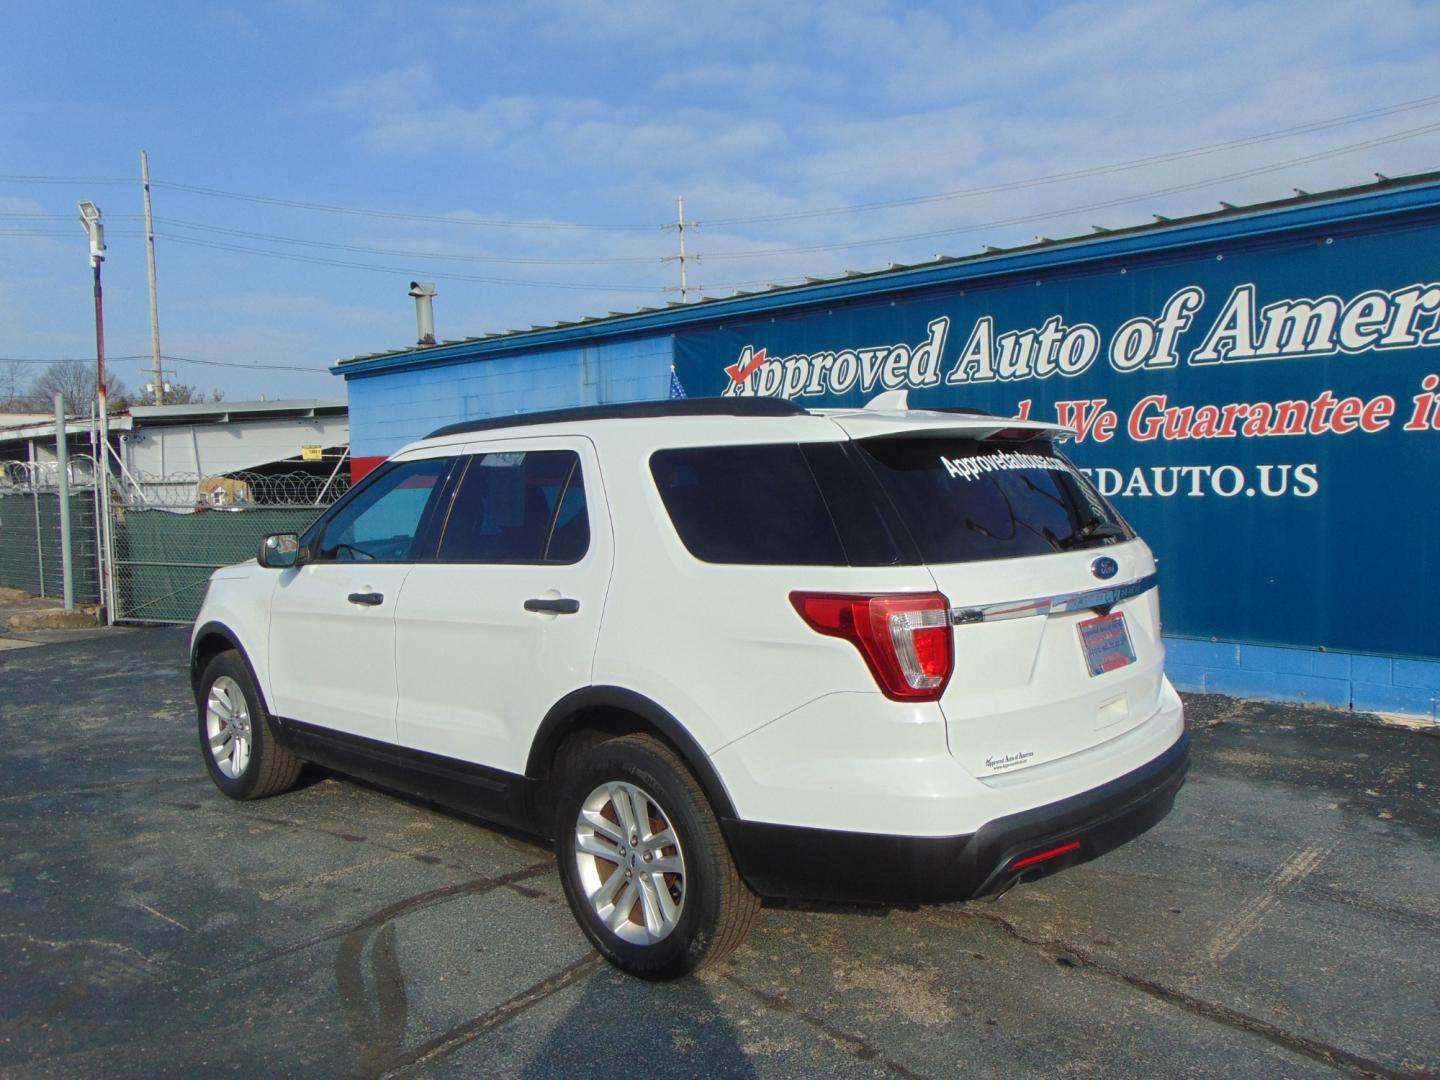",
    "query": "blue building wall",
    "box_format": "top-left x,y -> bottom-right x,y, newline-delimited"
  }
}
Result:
347,334 -> 674,460
1165,640 -> 1439,719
